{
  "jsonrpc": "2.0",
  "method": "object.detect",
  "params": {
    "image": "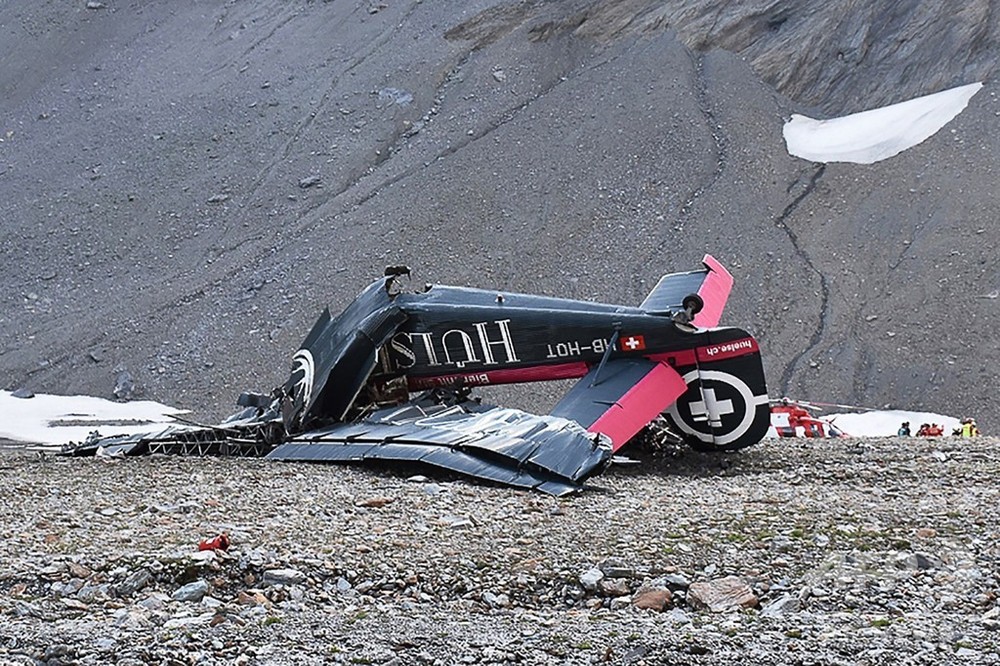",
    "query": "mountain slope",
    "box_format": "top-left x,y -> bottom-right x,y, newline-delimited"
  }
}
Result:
1,0 -> 996,427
